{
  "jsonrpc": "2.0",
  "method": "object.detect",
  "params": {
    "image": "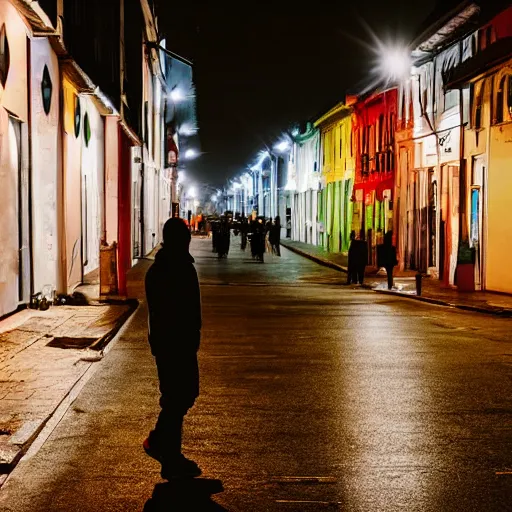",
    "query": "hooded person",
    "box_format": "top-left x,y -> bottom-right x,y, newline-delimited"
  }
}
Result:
143,217 -> 202,479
